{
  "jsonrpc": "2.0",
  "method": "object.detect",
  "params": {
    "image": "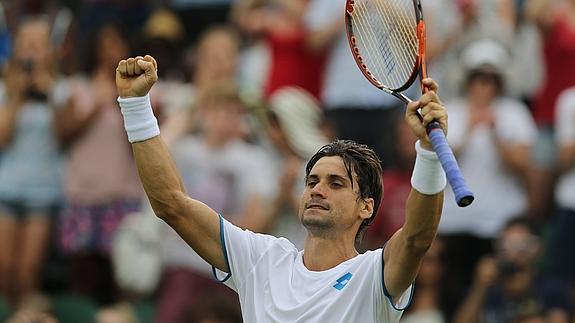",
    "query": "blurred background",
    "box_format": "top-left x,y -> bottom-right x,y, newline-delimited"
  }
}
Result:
0,0 -> 574,322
